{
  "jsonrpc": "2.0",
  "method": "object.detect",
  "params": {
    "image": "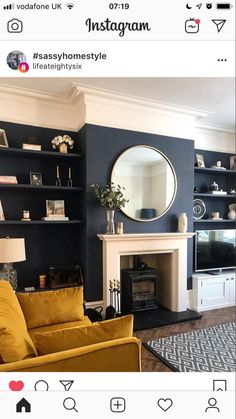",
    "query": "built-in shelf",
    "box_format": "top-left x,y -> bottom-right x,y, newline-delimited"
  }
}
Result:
0,147 -> 82,159
0,184 -> 83,191
193,219 -> 235,223
0,220 -> 83,225
194,167 -> 236,175
194,193 -> 236,199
